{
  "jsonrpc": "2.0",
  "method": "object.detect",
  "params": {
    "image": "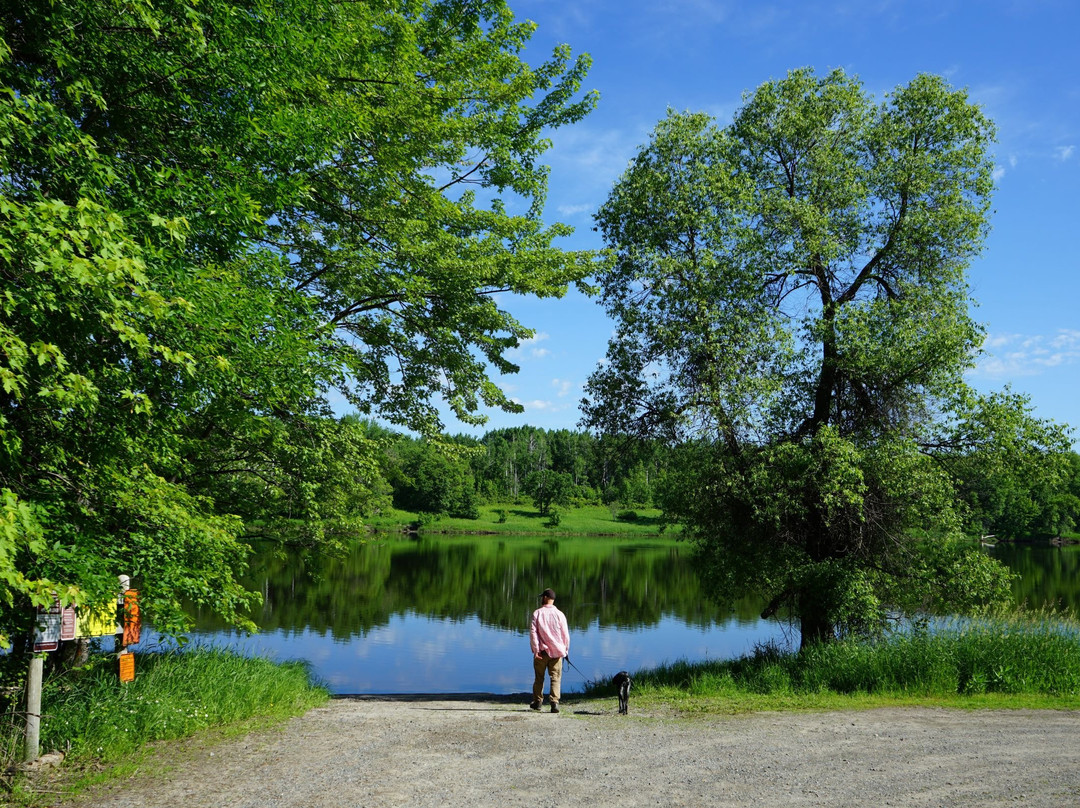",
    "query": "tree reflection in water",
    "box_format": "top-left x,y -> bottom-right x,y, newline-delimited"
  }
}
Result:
187,535 -> 786,693
182,537 -> 1073,693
